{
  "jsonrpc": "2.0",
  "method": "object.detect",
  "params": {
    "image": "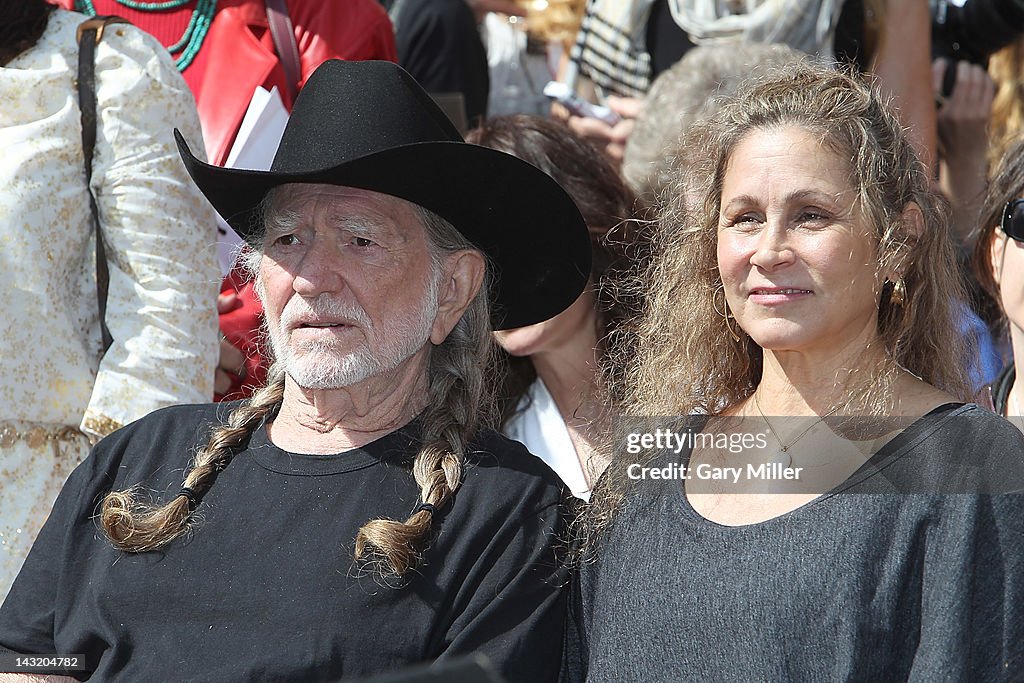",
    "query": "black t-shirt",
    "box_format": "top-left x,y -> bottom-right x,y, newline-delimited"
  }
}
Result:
0,403 -> 569,682
566,404 -> 1024,682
